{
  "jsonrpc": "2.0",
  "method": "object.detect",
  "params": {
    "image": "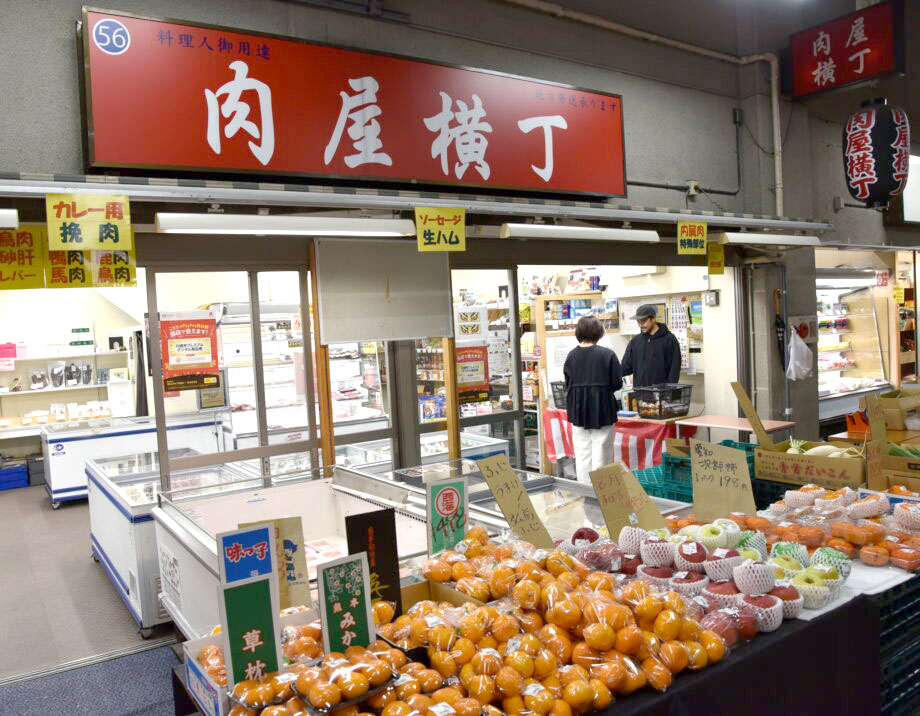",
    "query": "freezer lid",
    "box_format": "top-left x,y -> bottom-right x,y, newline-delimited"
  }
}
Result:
90,447 -> 200,480
41,411 -> 225,438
